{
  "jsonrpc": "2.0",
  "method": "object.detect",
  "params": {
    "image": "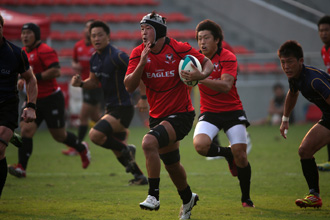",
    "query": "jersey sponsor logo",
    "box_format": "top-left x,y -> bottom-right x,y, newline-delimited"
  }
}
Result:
1,69 -> 10,75
146,70 -> 175,78
29,54 -> 35,61
165,53 -> 176,64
